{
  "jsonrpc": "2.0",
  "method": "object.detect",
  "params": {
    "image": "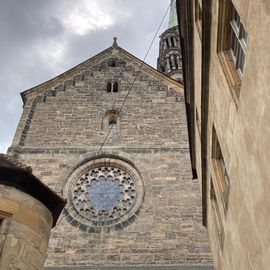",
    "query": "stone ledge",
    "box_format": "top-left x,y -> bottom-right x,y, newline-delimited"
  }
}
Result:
45,266 -> 213,270
8,147 -> 190,155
